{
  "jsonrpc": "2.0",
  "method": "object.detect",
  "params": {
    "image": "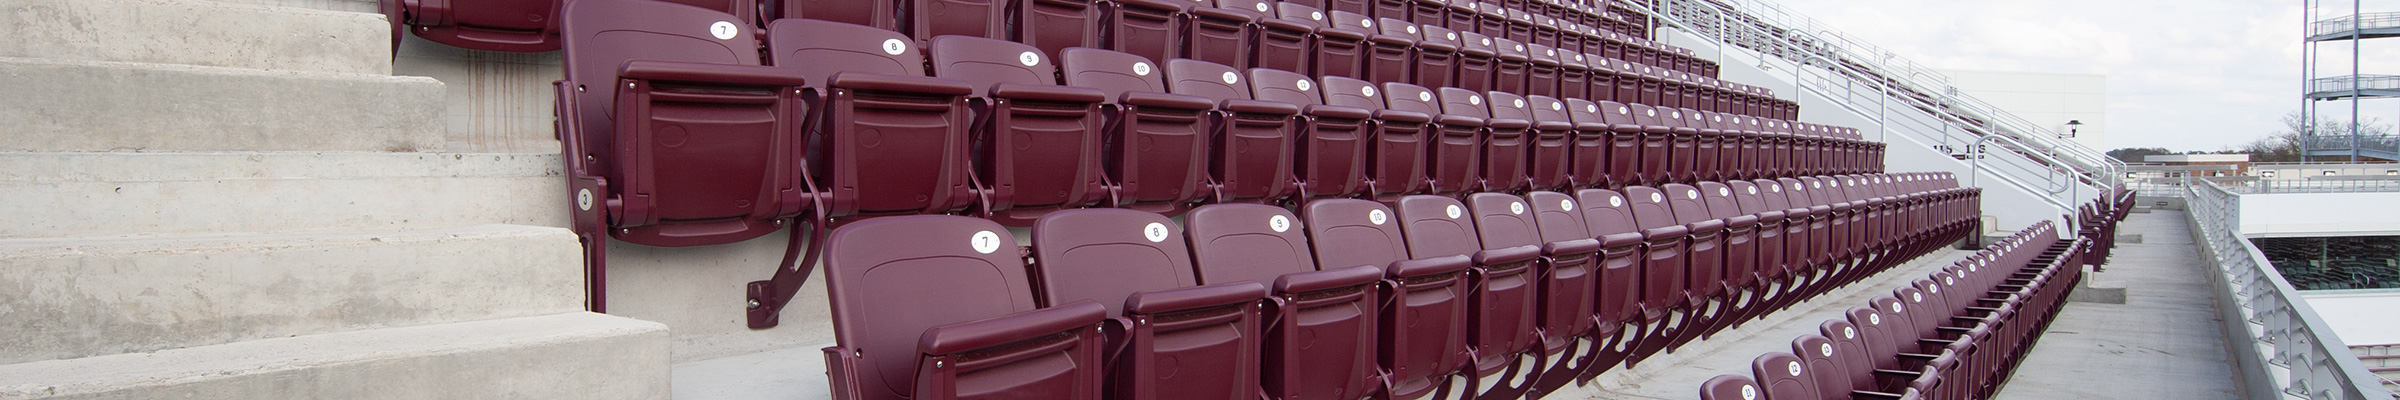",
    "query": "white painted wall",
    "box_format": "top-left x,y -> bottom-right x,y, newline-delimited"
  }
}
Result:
1932,69 -> 2109,151
2300,291 -> 2400,346
2239,192 -> 2400,237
